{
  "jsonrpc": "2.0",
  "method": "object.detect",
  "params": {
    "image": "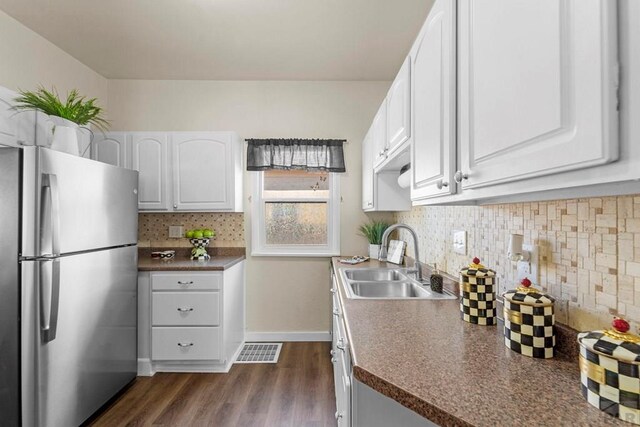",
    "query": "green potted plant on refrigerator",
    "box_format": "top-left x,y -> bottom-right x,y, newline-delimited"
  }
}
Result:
13,86 -> 109,156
